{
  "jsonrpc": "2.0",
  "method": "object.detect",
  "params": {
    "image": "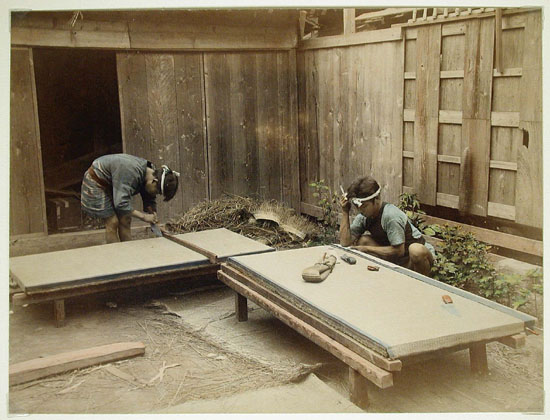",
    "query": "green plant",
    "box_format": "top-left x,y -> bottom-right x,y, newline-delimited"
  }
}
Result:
309,180 -> 339,230
397,192 -> 439,236
431,226 -> 496,291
